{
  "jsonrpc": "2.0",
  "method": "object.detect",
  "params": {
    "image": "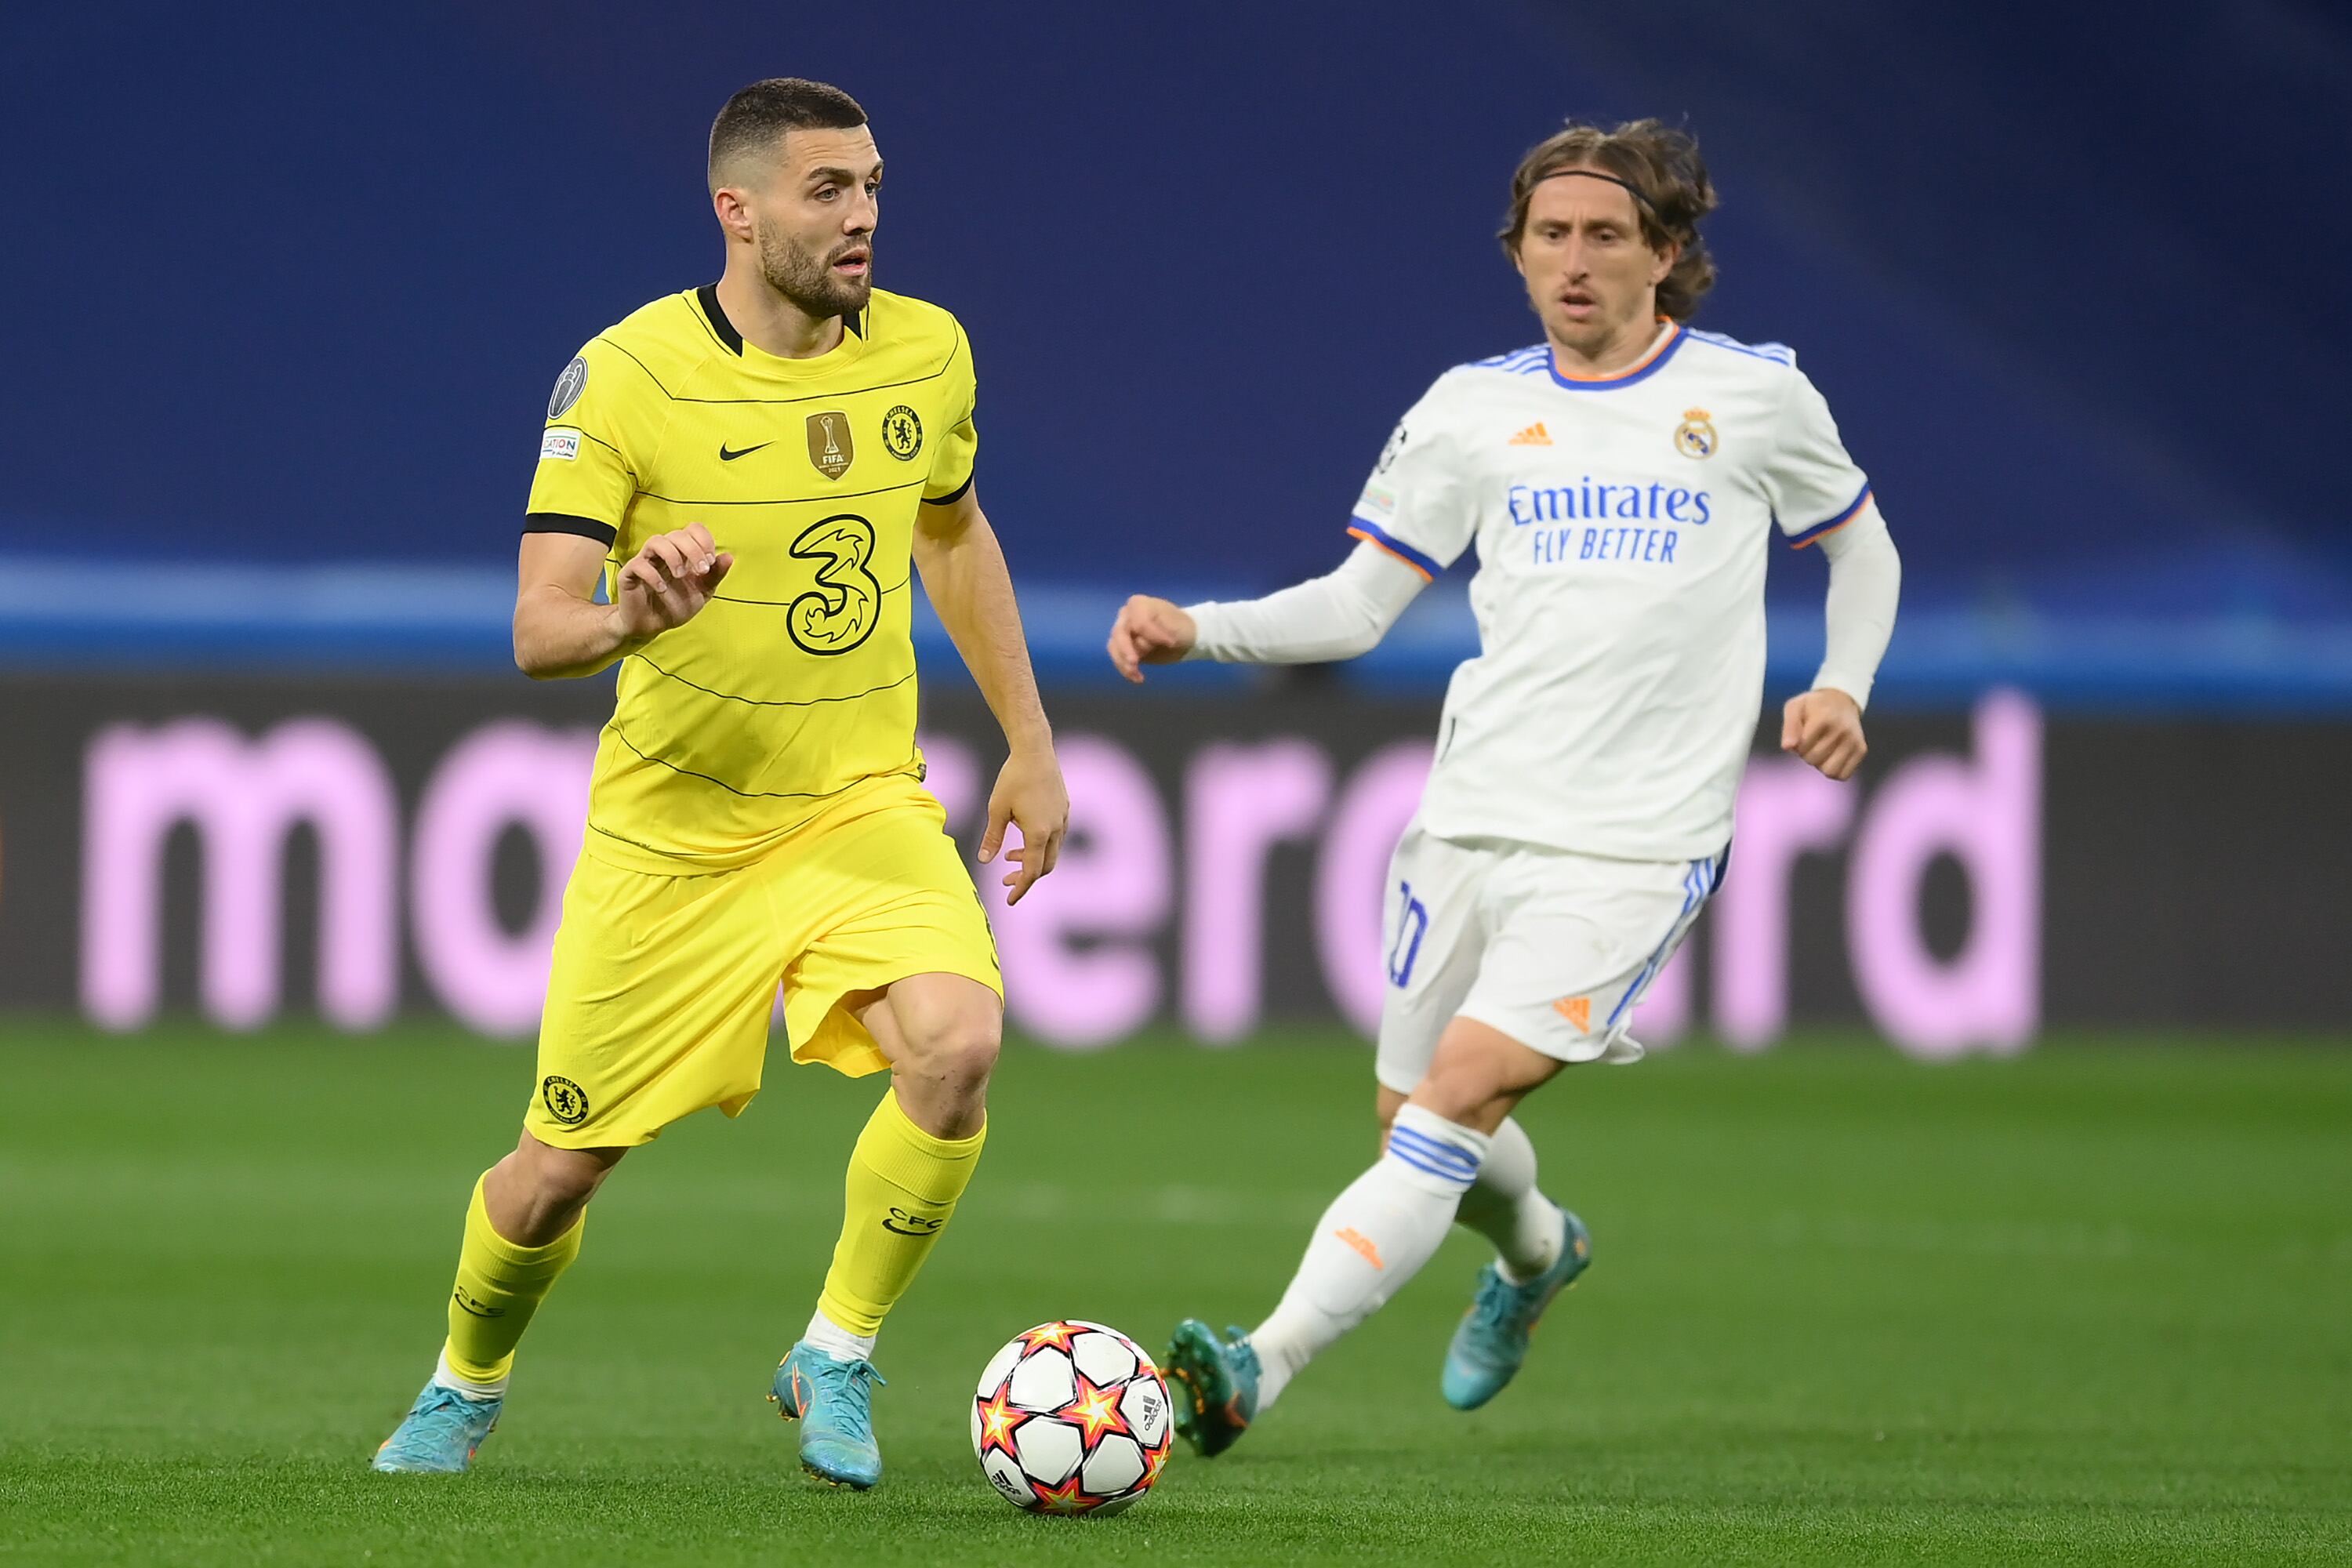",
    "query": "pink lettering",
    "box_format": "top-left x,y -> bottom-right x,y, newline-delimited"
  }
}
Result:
410,723 -> 597,1036
1182,741 -> 1334,1042
989,734 -> 1171,1047
1715,760 -> 1856,1051
82,717 -> 397,1031
1313,742 -> 1435,1036
1848,691 -> 2042,1058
